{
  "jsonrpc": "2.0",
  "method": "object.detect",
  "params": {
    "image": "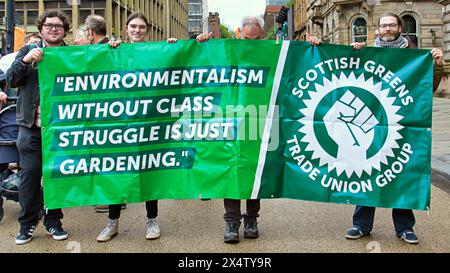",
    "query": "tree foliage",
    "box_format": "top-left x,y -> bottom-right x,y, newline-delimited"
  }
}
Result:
220,24 -> 235,39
